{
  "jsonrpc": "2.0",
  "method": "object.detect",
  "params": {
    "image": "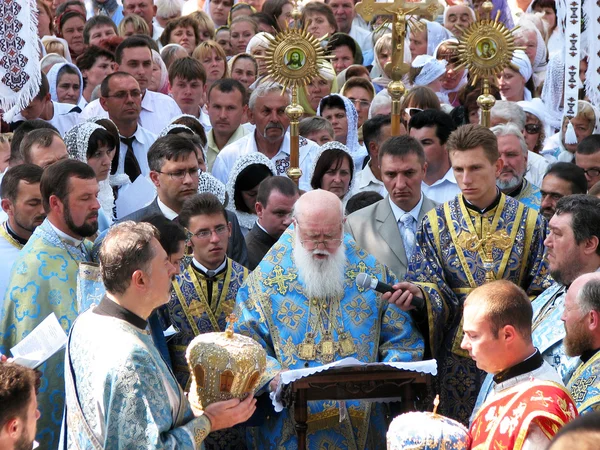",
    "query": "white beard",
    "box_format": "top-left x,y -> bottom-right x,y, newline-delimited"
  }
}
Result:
292,232 -> 346,300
